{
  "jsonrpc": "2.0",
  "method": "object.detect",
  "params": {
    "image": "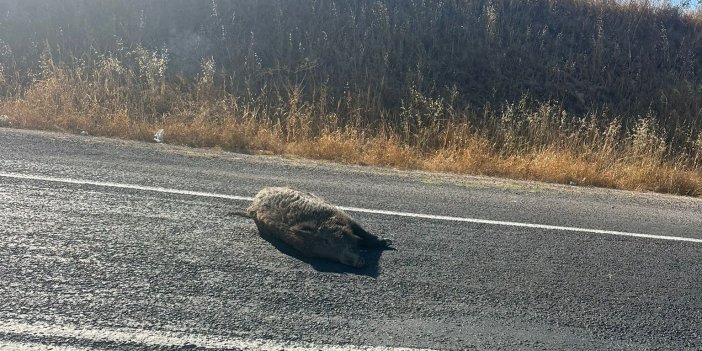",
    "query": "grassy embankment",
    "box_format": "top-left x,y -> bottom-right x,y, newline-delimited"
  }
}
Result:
0,0 -> 701,196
